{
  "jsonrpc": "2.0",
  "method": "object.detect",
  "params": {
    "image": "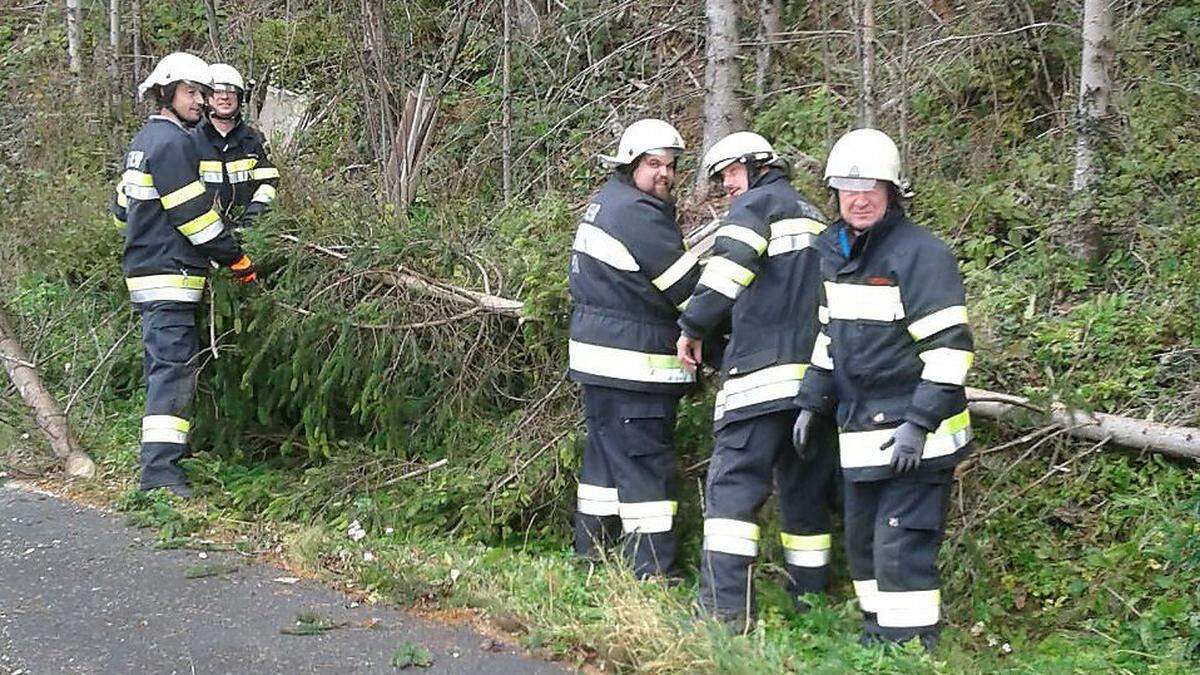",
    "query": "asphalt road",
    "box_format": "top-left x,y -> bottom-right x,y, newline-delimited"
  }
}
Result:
0,484 -> 570,674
